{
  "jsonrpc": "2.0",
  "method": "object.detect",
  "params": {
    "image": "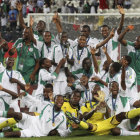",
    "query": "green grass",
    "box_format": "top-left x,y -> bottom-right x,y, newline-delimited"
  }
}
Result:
2,130 -> 140,140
